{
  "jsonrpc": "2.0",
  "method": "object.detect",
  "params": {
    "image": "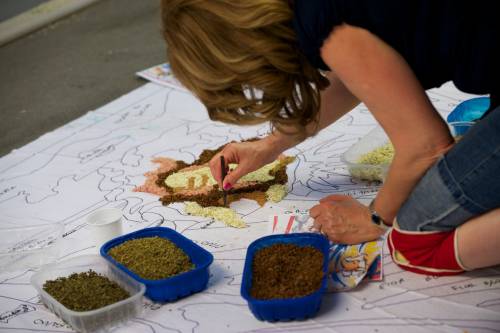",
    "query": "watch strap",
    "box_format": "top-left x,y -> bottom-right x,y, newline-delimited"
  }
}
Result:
369,199 -> 390,230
